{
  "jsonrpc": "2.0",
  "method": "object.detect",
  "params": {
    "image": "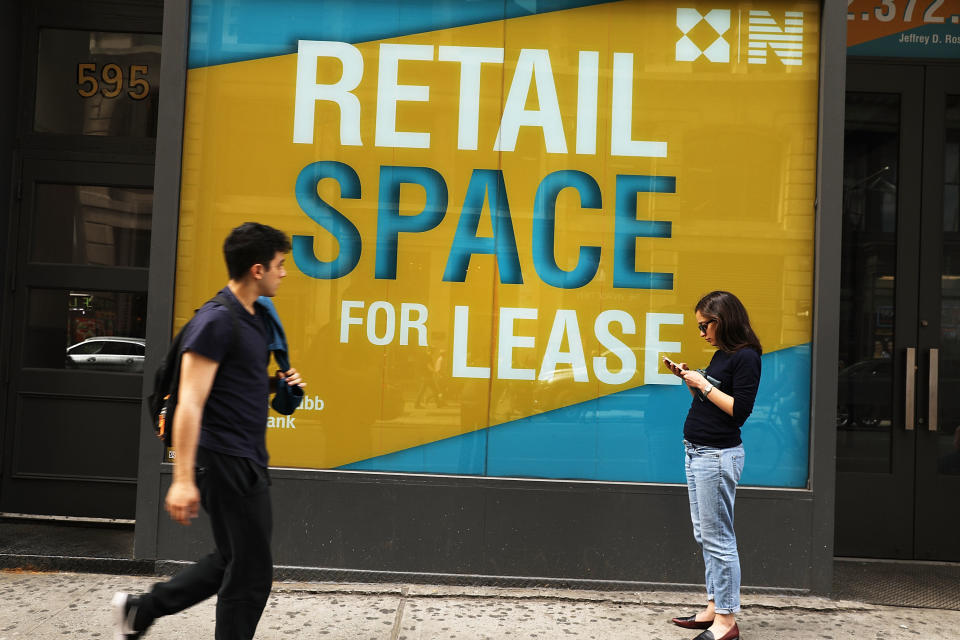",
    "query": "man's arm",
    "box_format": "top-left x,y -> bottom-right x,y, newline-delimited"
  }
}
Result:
275,367 -> 304,392
270,367 -> 305,393
165,351 -> 218,526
